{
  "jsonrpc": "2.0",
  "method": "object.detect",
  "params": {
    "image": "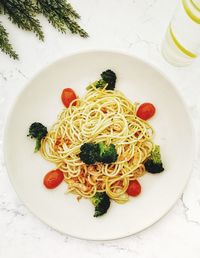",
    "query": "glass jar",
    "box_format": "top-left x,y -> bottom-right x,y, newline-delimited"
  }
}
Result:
162,0 -> 200,66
